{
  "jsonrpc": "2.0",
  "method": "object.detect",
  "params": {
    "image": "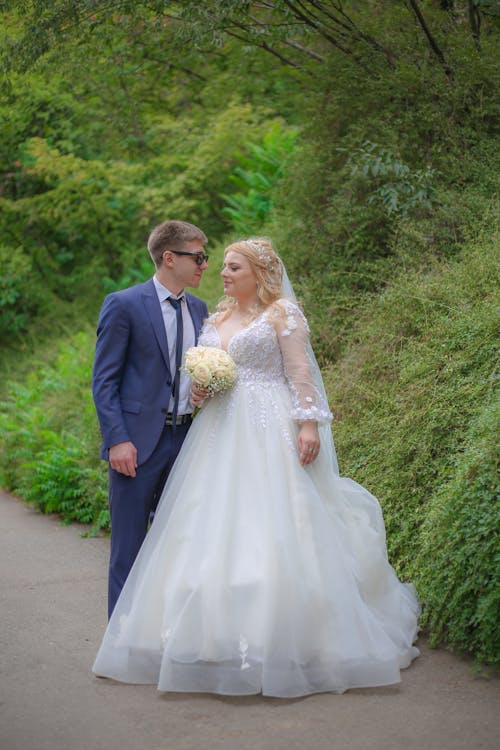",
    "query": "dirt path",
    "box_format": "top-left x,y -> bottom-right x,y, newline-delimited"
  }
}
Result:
0,489 -> 498,750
